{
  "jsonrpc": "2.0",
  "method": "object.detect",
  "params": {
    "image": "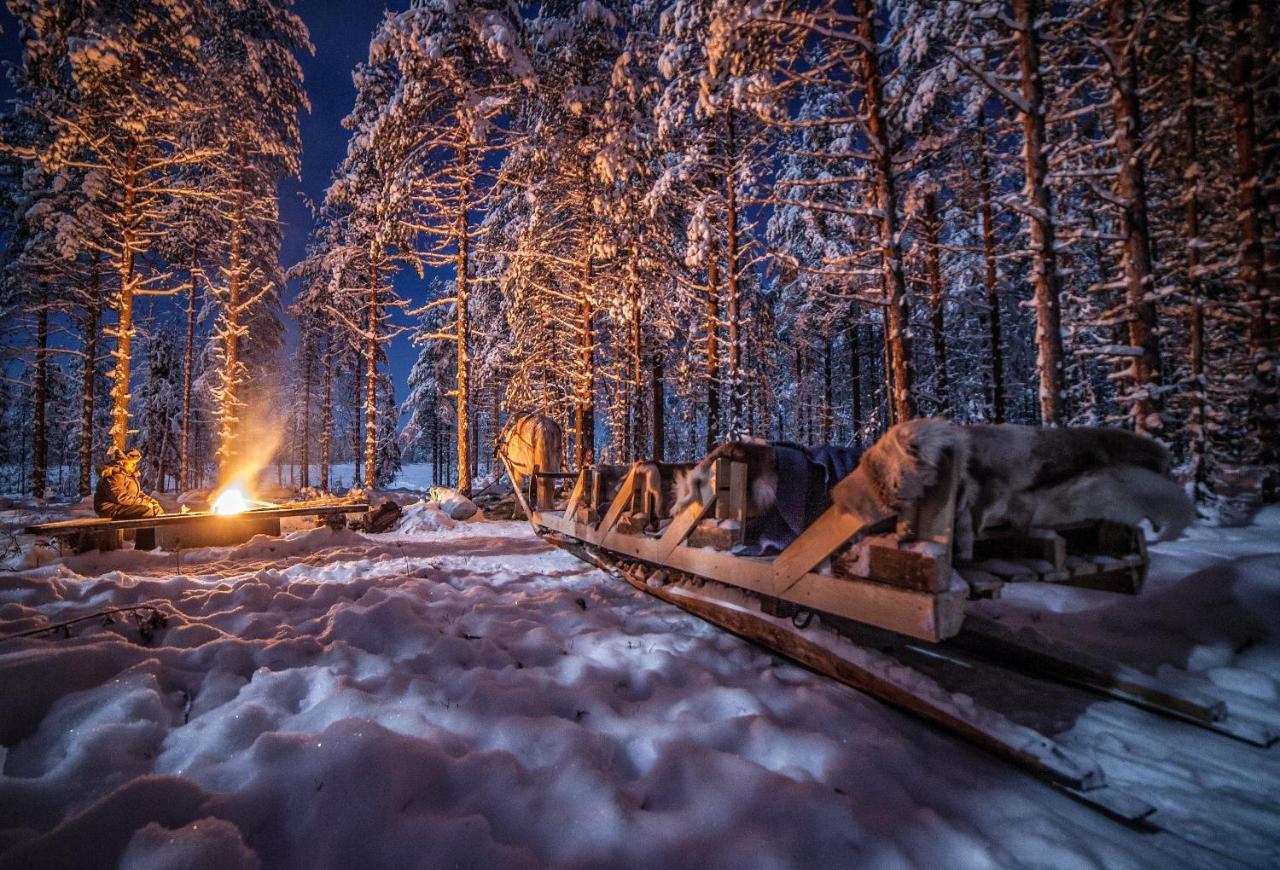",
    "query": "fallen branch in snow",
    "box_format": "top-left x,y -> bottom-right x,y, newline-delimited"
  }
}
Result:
0,604 -> 170,645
